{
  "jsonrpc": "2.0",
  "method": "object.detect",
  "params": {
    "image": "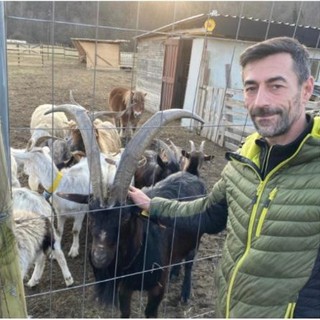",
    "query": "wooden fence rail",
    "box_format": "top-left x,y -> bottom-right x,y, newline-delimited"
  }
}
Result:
7,42 -> 78,66
7,42 -> 134,69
